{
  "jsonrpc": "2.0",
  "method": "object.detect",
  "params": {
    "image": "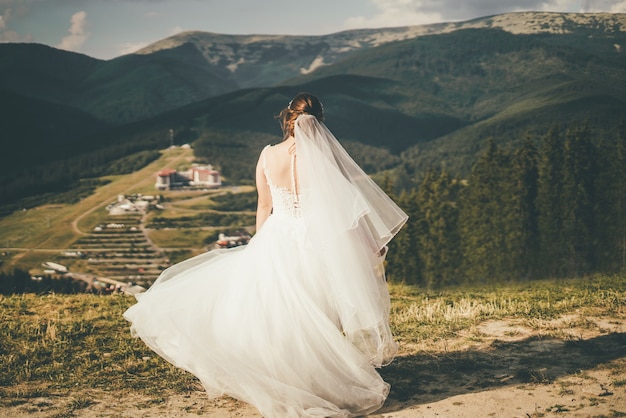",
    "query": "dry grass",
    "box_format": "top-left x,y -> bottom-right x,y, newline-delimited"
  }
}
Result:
146,228 -> 218,249
0,274 -> 624,416
388,275 -> 625,346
